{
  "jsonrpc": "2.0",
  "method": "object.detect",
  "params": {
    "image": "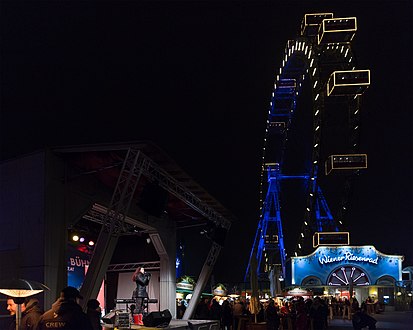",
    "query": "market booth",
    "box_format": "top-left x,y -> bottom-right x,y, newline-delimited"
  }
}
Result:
286,245 -> 404,308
